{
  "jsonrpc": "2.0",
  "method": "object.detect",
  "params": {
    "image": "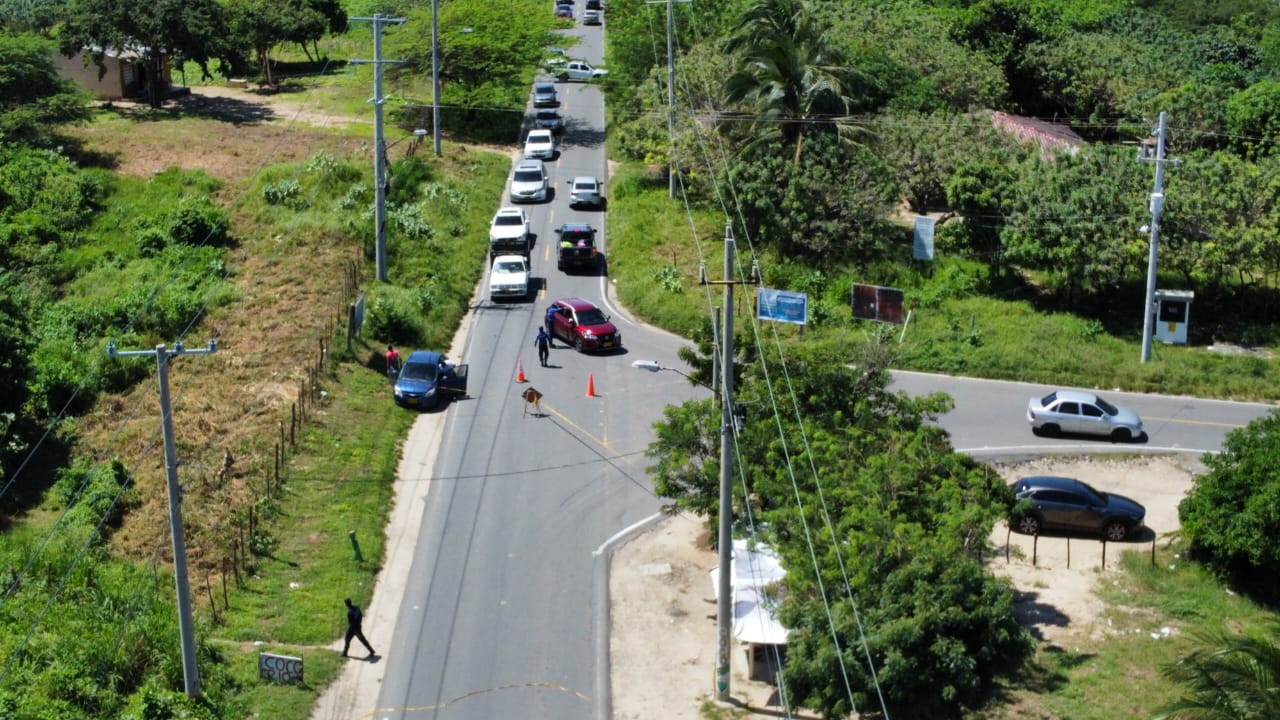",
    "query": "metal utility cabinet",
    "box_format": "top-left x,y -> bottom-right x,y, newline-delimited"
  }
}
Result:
1154,289 -> 1194,345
